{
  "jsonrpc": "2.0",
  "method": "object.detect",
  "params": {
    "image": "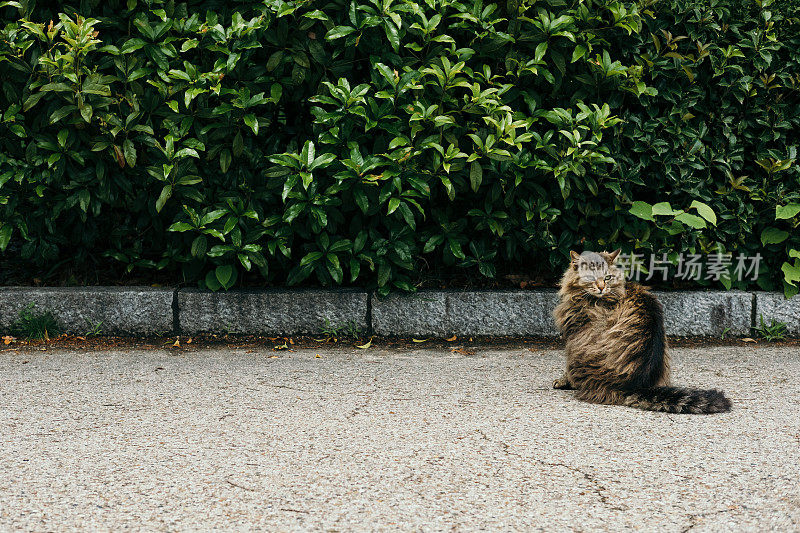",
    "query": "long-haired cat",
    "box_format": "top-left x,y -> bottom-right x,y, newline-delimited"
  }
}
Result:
553,250 -> 731,414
